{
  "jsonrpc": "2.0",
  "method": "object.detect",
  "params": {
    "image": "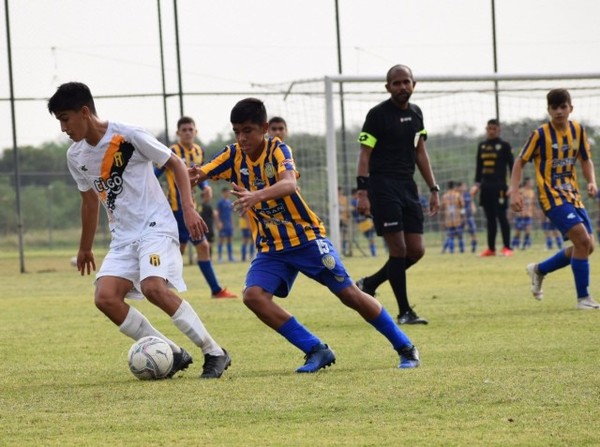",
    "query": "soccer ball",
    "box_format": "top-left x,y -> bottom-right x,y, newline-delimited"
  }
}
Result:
127,336 -> 174,380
